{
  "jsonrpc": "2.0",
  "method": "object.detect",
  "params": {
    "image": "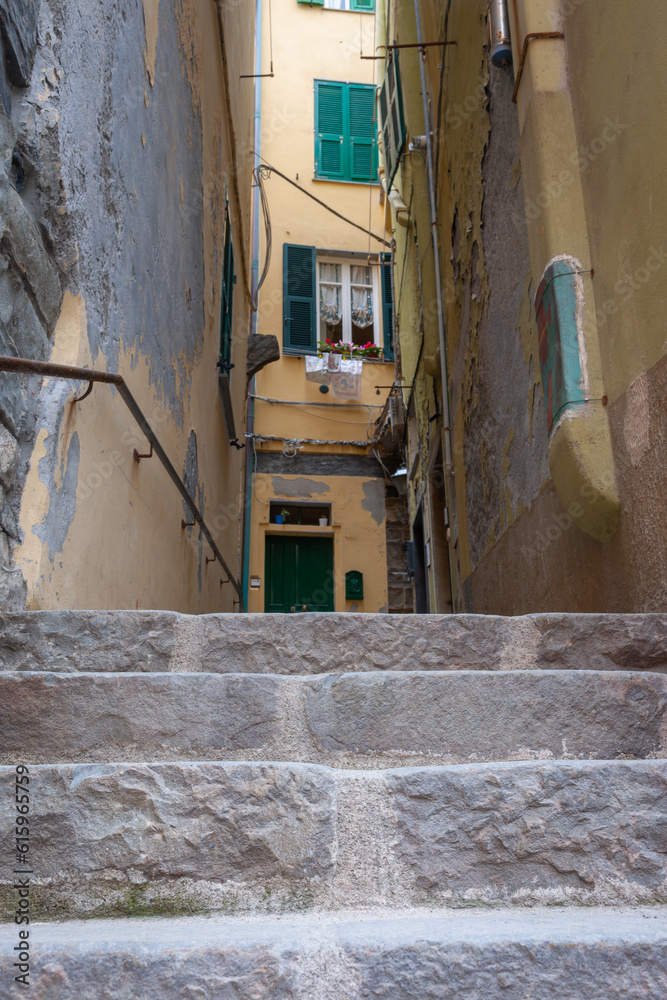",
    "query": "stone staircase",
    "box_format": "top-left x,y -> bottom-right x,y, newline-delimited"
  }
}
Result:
0,611 -> 666,996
